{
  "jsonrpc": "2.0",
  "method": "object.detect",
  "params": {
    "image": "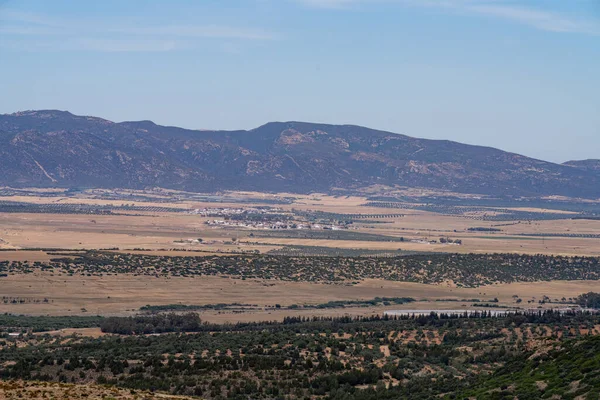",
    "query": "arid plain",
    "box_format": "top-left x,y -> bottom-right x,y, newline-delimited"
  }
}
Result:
1,188 -> 599,322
